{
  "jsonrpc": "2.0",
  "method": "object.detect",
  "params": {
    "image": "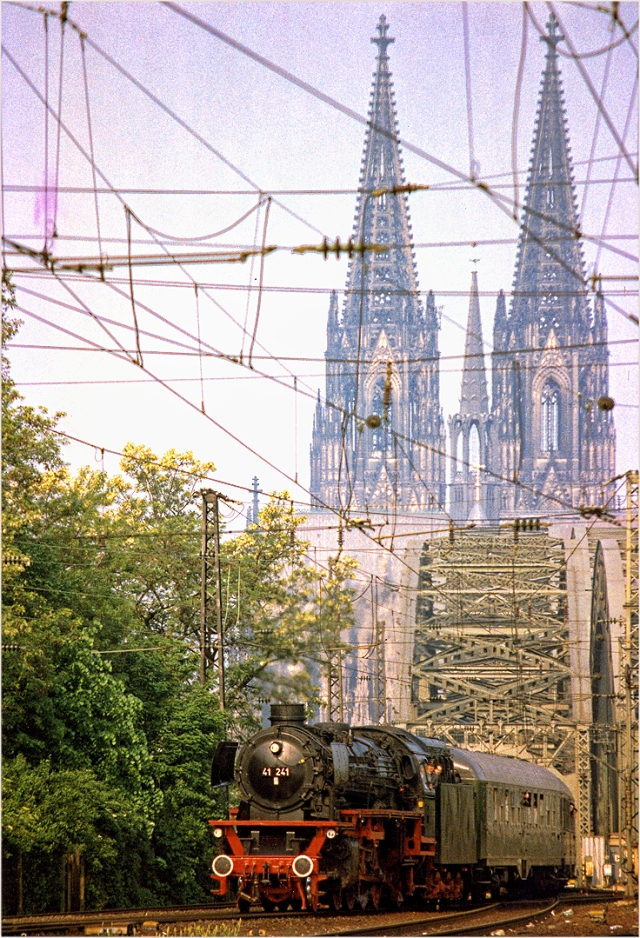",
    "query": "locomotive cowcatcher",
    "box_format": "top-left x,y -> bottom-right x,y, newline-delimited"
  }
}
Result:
209,704 -> 575,912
